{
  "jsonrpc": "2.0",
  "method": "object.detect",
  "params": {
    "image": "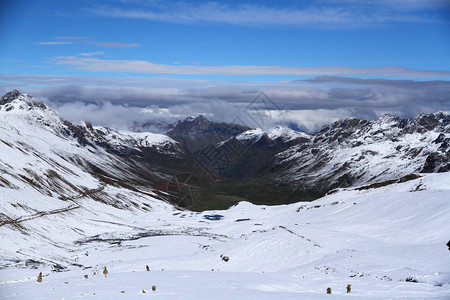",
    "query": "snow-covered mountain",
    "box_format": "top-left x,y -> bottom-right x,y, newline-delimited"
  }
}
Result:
1,89 -> 450,207
272,113 -> 450,191
0,90 -> 192,207
1,90 -> 449,298
1,90 -> 449,205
